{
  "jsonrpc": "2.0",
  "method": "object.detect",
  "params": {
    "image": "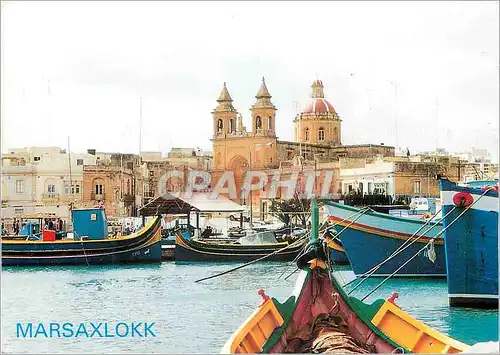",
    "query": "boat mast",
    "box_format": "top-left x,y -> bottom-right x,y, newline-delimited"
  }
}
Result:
68,136 -> 73,228
139,96 -> 143,154
311,197 -> 318,243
